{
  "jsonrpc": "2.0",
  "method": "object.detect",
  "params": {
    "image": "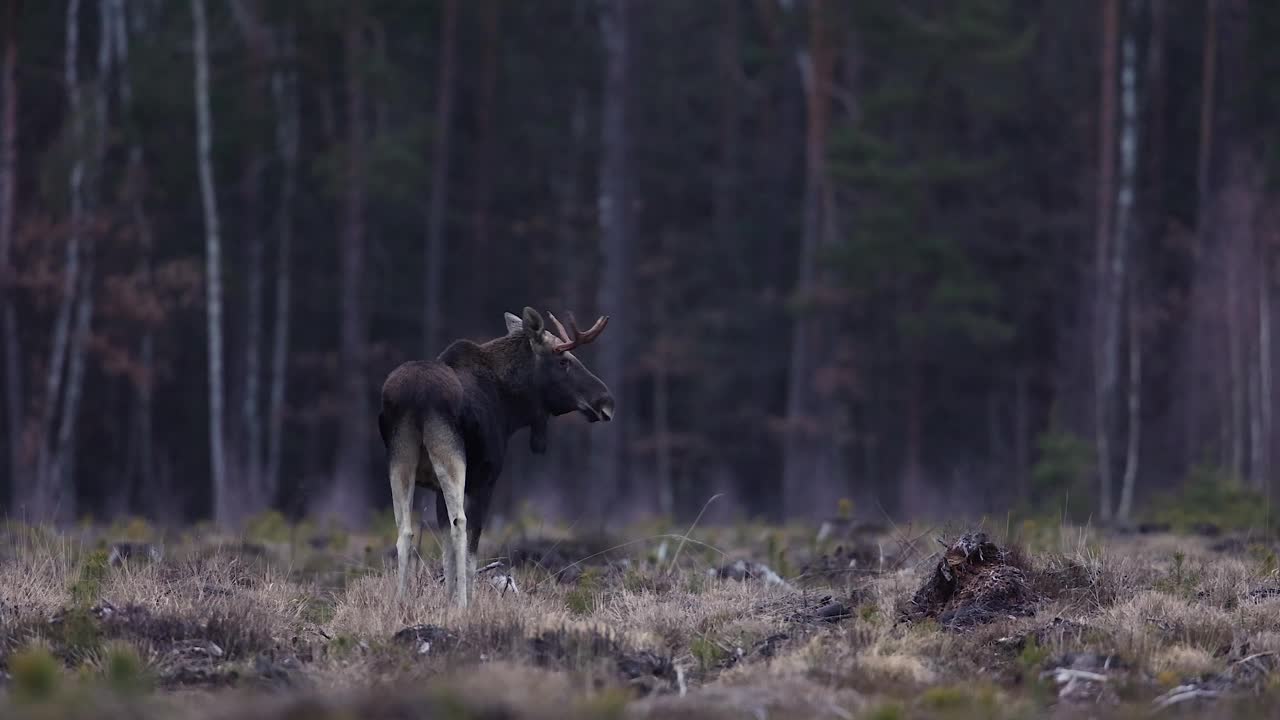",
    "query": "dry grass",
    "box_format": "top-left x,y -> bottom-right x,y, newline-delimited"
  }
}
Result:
2,519 -> 1280,718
